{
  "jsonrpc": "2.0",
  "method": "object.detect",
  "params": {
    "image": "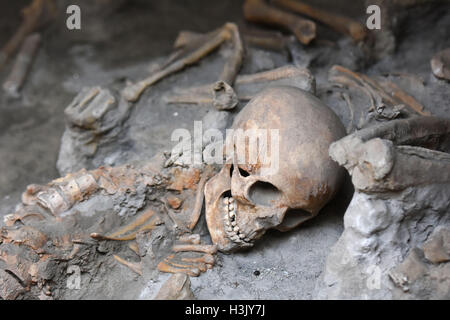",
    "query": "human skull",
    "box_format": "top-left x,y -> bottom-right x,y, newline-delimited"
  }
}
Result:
204,86 -> 346,252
